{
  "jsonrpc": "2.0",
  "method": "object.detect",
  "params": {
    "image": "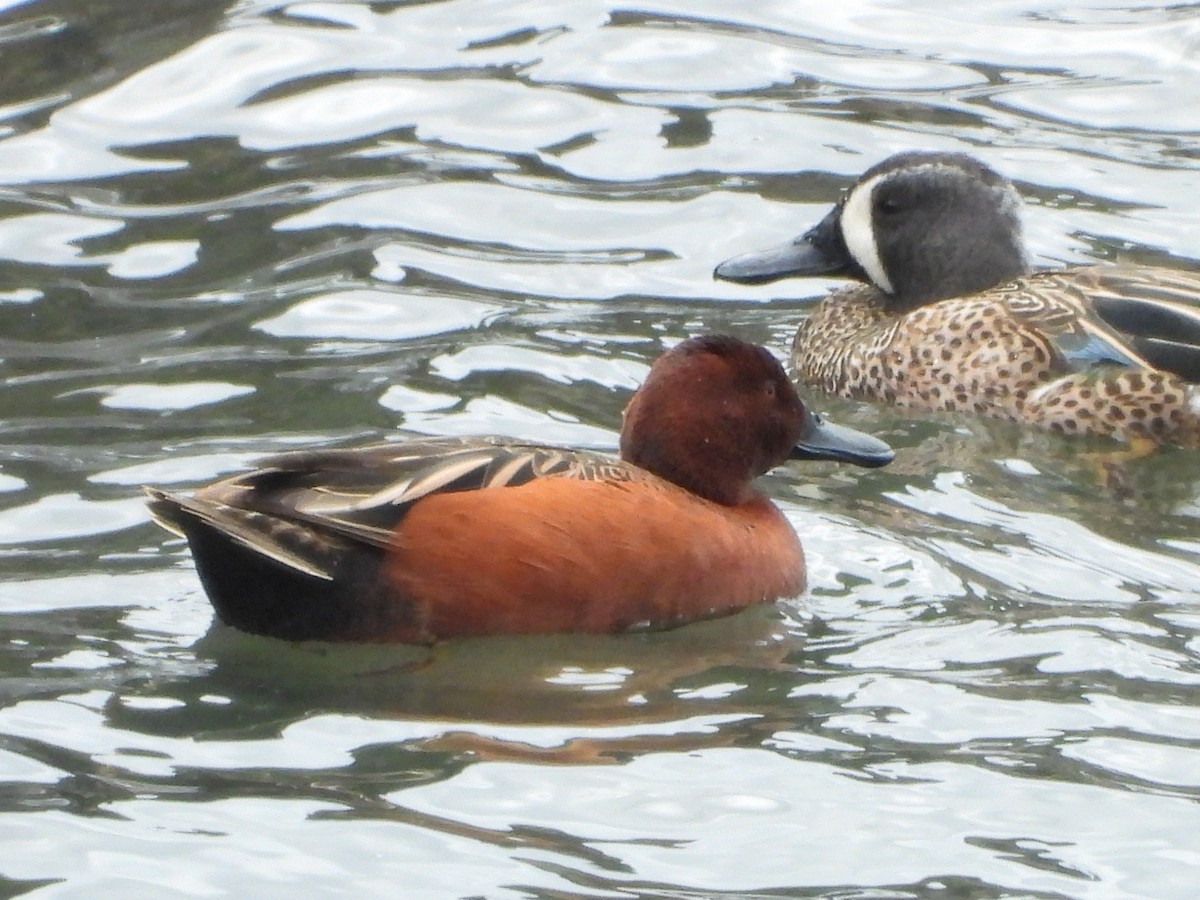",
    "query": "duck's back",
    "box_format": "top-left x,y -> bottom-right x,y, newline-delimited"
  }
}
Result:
996,265 -> 1200,381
